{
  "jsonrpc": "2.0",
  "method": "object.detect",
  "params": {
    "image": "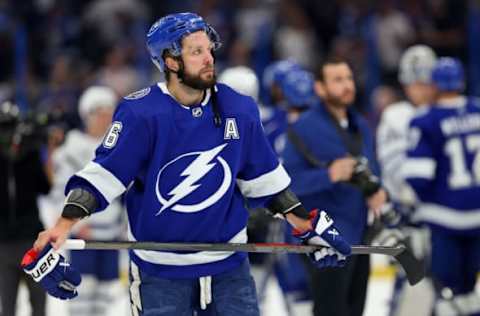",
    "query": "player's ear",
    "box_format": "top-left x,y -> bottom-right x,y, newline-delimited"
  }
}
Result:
165,56 -> 180,73
314,81 -> 326,98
